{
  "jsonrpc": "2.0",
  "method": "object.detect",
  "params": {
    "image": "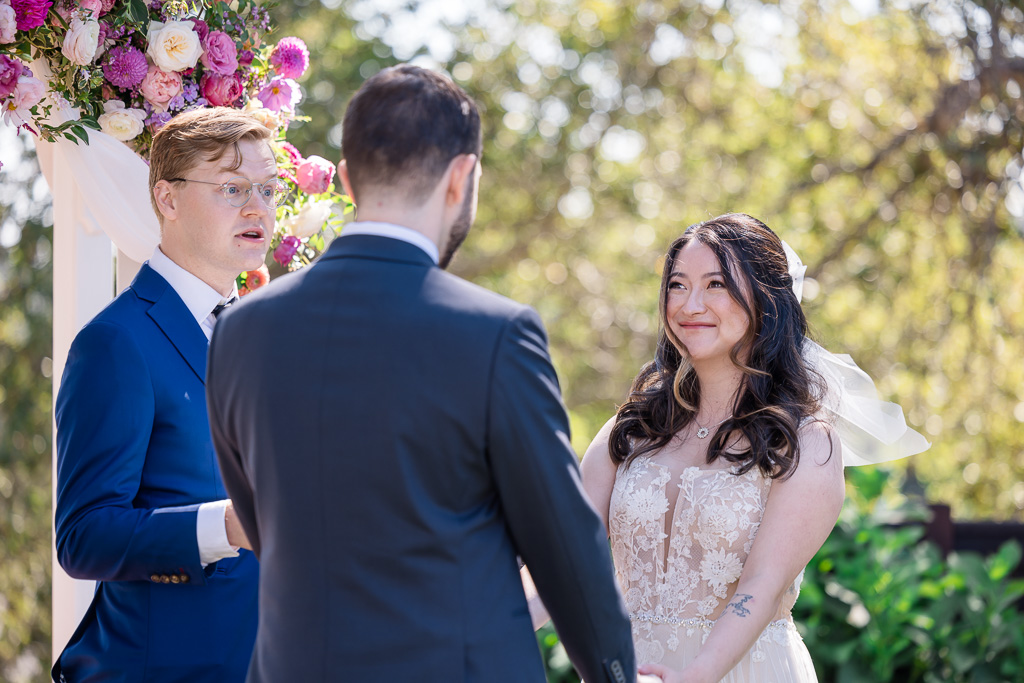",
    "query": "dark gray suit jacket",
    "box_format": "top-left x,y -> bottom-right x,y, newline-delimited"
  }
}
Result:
207,234 -> 635,682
